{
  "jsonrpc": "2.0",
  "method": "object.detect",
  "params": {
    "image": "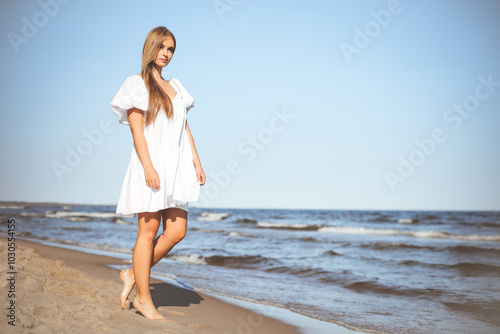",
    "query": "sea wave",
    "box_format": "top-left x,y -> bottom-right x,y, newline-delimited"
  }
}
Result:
364,242 -> 434,250
265,265 -> 332,277
196,212 -> 231,221
398,218 -> 418,224
167,254 -> 208,265
449,262 -> 500,276
368,216 -> 391,223
445,244 -> 500,254
318,226 -> 500,242
264,265 -> 348,285
367,217 -> 419,224
66,216 -> 93,222
227,231 -> 252,238
324,250 -> 342,256
236,218 -> 258,224
392,258 -> 500,276
0,205 -> 26,209
420,214 -> 440,220
257,221 -> 320,231
298,237 -> 317,242
18,213 -> 45,217
363,242 -> 500,255
167,253 -> 280,269
189,227 -> 226,233
345,280 -> 445,298
60,226 -> 89,231
44,210 -> 119,219
205,254 -> 279,268
114,218 -> 136,225
457,221 -> 500,228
